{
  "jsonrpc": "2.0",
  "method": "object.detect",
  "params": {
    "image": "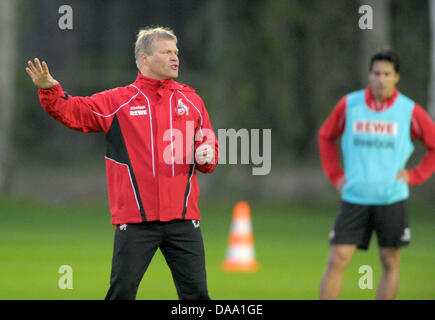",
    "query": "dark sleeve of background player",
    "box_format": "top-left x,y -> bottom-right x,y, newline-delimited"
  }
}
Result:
318,96 -> 347,187
408,104 -> 435,185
